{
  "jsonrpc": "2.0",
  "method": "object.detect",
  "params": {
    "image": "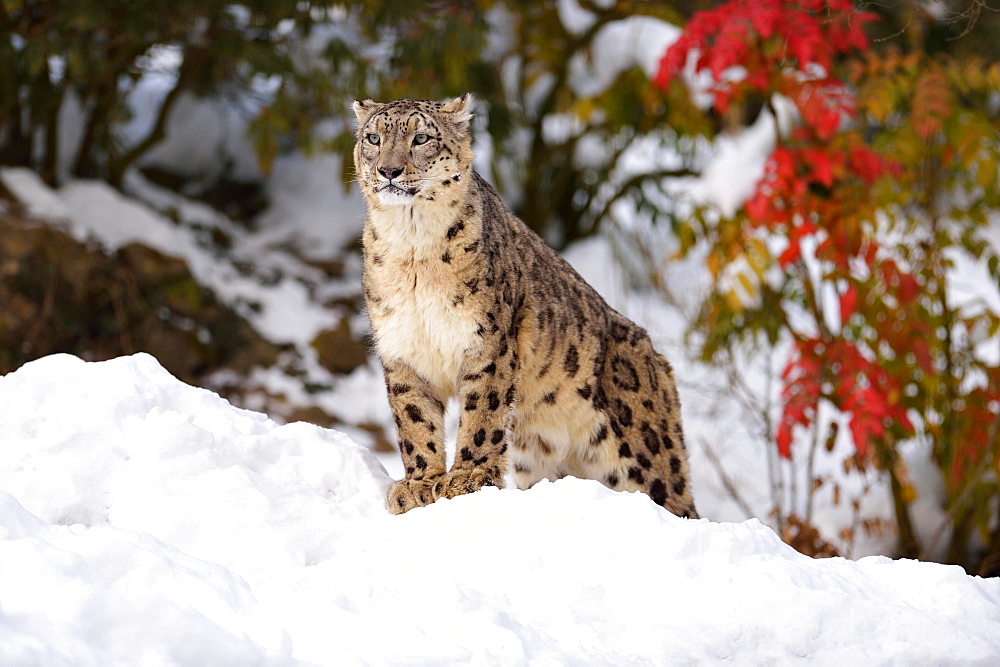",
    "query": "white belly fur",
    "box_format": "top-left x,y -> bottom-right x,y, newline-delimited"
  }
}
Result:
374,275 -> 480,396
368,204 -> 481,397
